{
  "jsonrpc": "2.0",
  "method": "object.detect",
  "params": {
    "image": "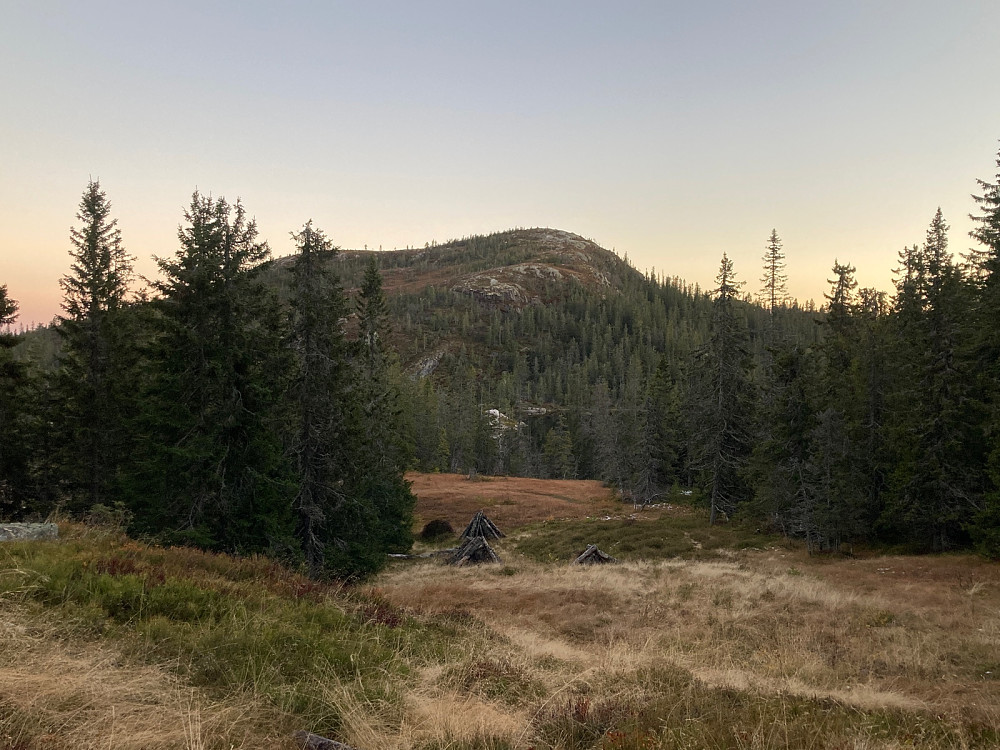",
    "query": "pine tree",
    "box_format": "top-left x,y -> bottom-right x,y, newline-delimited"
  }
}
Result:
55,180 -> 136,511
